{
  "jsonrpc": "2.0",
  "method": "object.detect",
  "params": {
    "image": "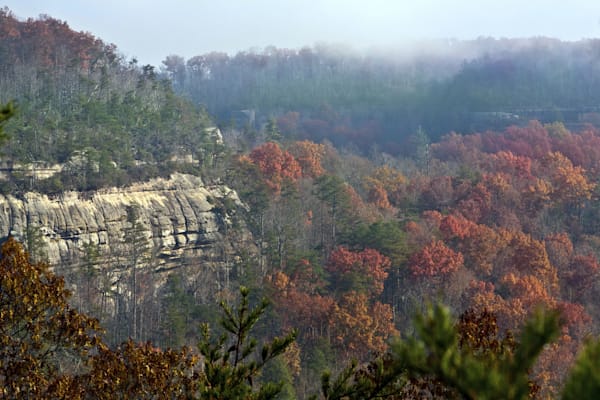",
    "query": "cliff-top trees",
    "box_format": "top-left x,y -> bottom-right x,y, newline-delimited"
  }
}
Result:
0,12 -> 223,194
